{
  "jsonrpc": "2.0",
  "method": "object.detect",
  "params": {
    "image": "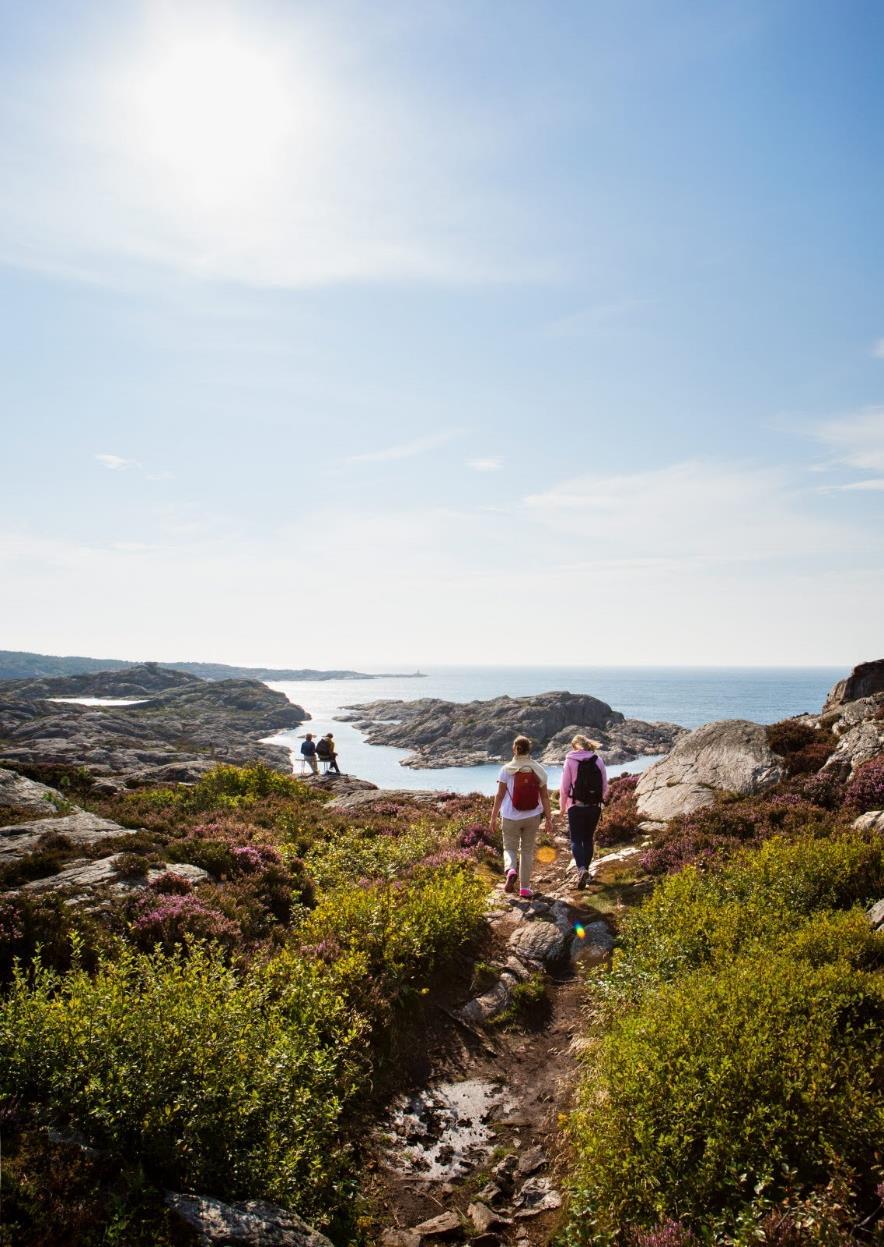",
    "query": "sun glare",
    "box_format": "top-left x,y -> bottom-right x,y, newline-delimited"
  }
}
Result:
128,33 -> 295,205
